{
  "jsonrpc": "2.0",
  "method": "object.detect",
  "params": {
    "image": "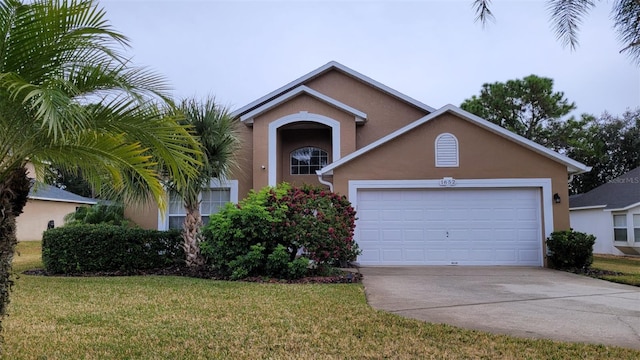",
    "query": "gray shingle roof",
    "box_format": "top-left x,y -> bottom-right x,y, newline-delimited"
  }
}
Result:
569,167 -> 640,210
28,182 -> 97,205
